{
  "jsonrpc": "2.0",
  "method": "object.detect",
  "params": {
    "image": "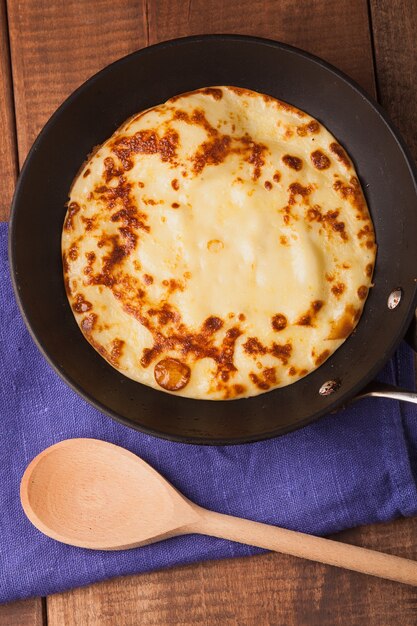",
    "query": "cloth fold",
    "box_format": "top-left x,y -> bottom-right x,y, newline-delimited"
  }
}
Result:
1,221 -> 417,602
